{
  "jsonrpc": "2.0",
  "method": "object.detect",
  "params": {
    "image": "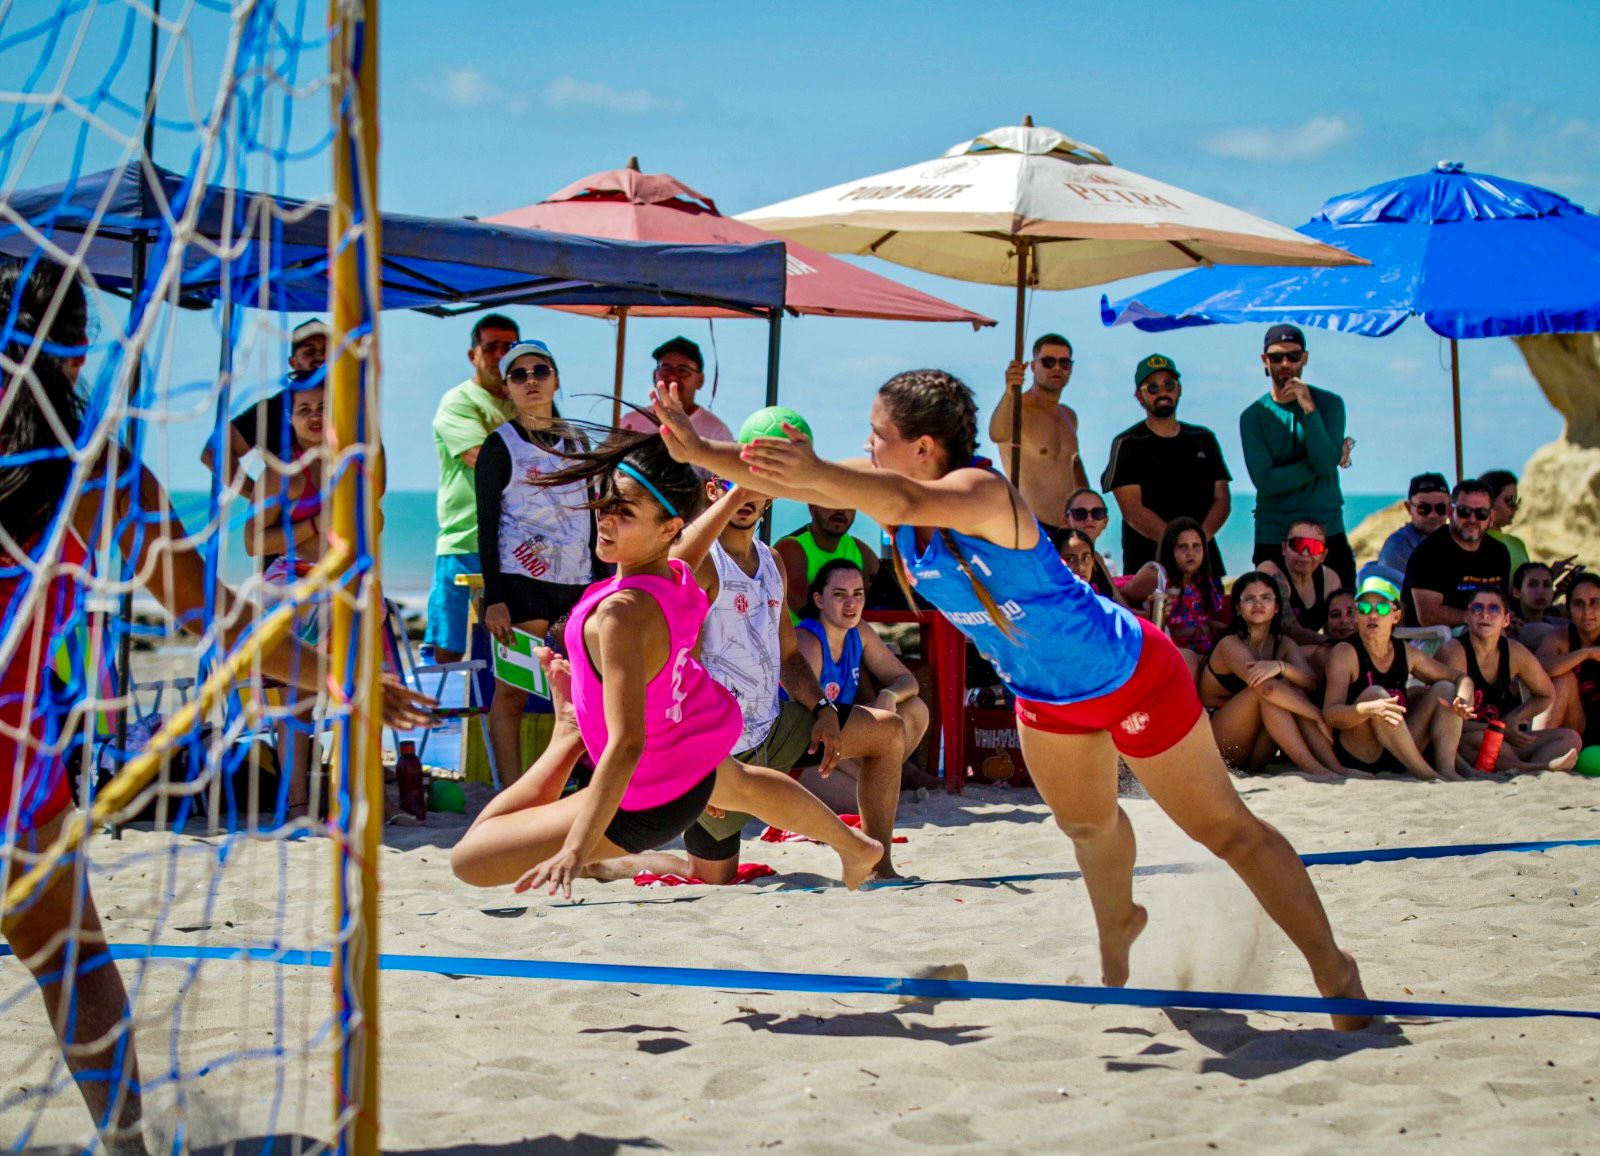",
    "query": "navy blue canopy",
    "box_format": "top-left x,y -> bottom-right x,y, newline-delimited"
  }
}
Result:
0,160 -> 788,314
1102,163 -> 1600,339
